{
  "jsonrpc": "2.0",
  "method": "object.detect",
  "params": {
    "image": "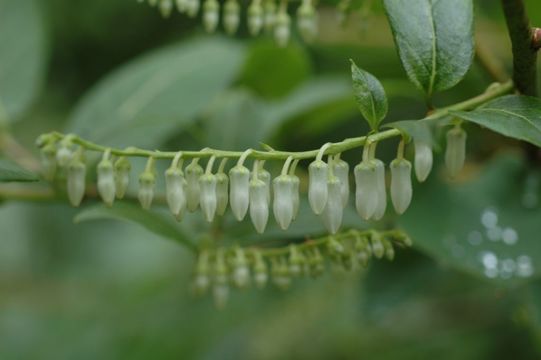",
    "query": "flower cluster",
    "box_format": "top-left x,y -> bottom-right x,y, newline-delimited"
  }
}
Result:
137,0 -> 318,46
37,125 -> 468,235
191,229 -> 412,308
